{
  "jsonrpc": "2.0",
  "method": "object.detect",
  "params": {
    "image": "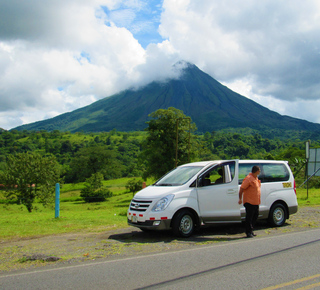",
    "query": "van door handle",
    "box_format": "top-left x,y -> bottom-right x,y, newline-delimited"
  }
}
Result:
227,189 -> 237,194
